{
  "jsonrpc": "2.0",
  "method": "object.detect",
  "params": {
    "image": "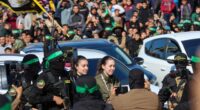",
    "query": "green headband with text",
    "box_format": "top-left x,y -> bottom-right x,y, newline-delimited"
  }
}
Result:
23,58 -> 39,65
191,56 -> 200,63
76,85 -> 98,94
45,51 -> 63,68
